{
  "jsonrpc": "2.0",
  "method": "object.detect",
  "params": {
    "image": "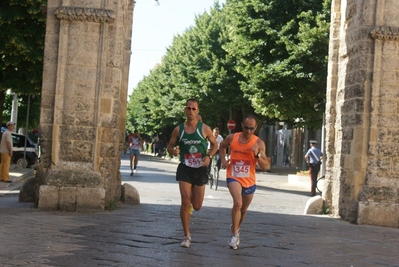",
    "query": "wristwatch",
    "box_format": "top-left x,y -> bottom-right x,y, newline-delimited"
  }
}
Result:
207,154 -> 213,159
255,152 -> 261,158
